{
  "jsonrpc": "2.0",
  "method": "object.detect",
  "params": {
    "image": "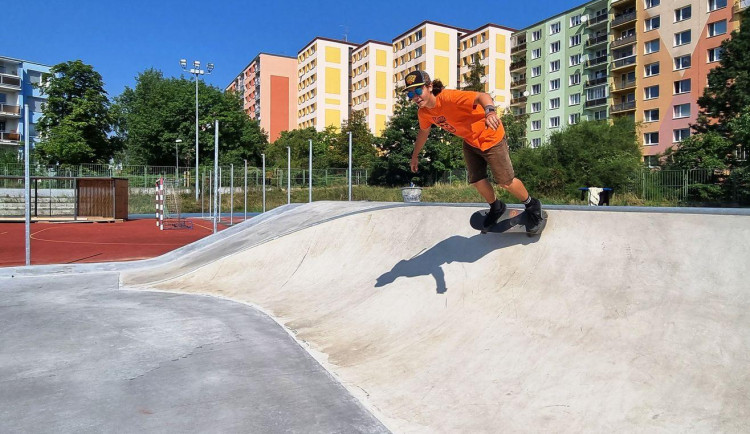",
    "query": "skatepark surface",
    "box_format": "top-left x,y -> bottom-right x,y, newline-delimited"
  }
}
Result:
2,201 -> 749,433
